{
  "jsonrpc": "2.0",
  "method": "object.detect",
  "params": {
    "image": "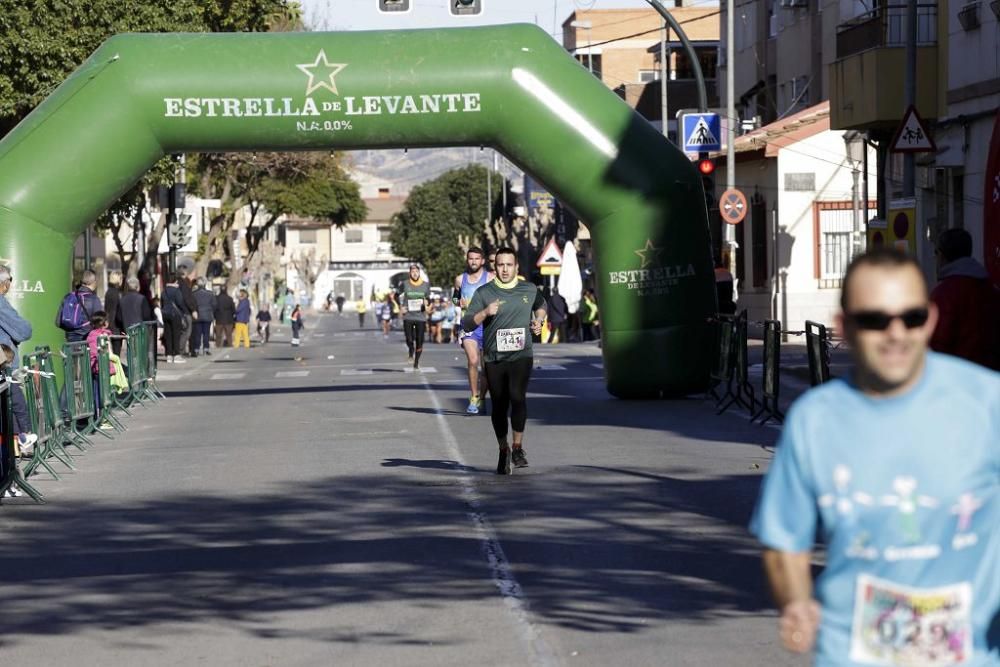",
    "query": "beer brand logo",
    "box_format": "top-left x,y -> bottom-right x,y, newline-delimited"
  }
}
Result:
607,239 -> 696,298
0,256 -> 45,299
161,52 -> 482,134
297,50 -> 347,96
